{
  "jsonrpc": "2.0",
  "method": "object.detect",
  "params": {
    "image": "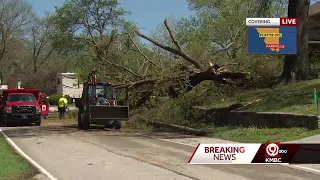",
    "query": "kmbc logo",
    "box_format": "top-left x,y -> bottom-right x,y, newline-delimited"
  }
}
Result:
265,142 -> 287,163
